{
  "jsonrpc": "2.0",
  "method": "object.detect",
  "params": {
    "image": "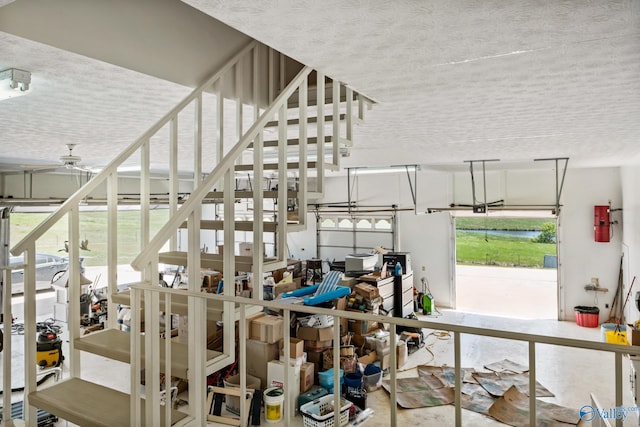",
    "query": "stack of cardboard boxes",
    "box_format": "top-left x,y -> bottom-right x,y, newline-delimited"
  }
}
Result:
238,275 -> 411,418
245,313 -> 283,389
